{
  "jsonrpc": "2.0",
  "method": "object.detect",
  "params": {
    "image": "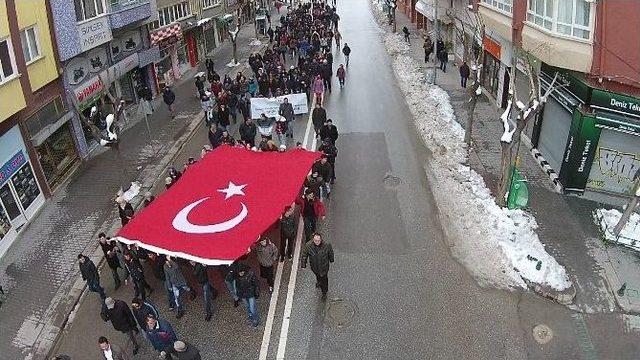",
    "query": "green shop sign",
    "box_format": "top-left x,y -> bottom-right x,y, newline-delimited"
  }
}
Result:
559,110 -> 601,193
540,63 -> 590,104
591,89 -> 640,118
